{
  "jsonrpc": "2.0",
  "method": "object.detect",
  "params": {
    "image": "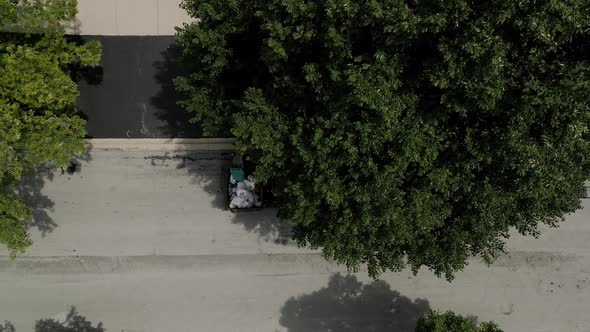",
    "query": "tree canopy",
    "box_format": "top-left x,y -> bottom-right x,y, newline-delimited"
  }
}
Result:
416,311 -> 503,332
0,0 -> 101,257
0,321 -> 15,332
176,0 -> 590,279
1,306 -> 104,332
34,306 -> 104,332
